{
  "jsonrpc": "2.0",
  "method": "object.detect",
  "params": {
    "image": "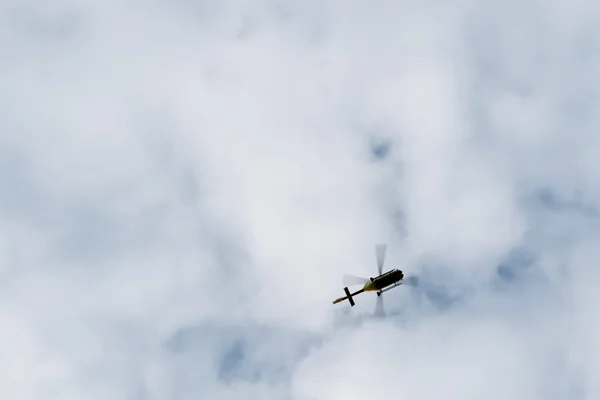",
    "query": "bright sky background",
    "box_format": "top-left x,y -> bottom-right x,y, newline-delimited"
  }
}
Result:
2,0 -> 600,399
